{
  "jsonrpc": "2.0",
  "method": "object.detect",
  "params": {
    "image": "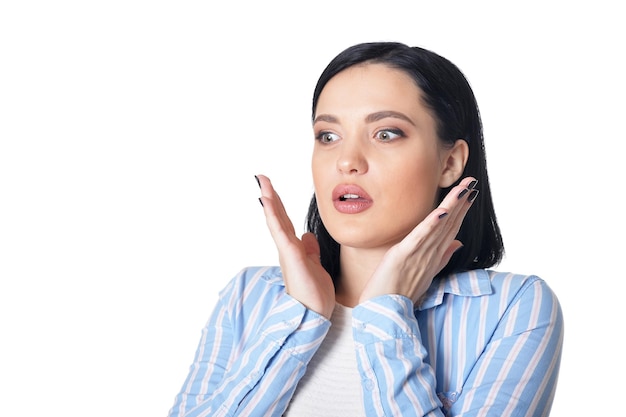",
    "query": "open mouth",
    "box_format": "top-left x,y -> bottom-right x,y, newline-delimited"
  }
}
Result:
339,193 -> 360,201
333,185 -> 373,214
